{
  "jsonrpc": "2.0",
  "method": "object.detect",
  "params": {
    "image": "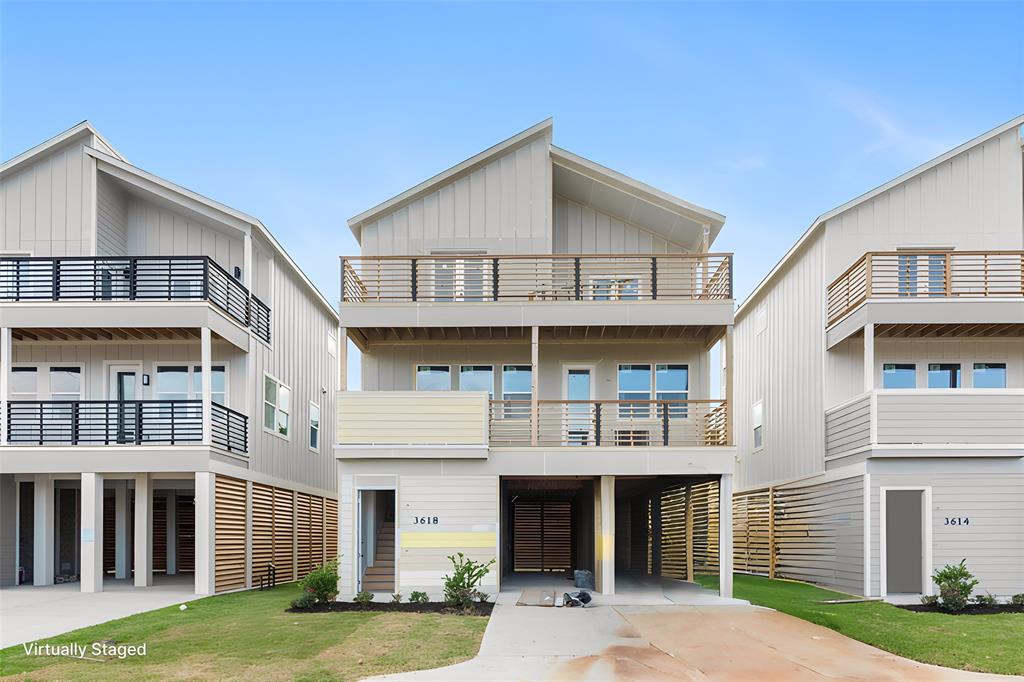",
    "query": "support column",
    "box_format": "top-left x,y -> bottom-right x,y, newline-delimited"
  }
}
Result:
166,492 -> 177,575
80,473 -> 104,593
201,327 -> 213,445
33,475 -> 54,586
532,325 -> 540,446
0,326 -> 10,444
134,474 -> 152,587
599,475 -> 615,595
245,481 -> 253,588
684,485 -> 694,580
194,472 -> 216,595
724,325 -> 734,446
338,327 -> 348,391
114,481 -> 129,579
718,473 -> 734,599
863,323 -> 875,392
651,492 -> 662,577
0,474 -> 16,586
